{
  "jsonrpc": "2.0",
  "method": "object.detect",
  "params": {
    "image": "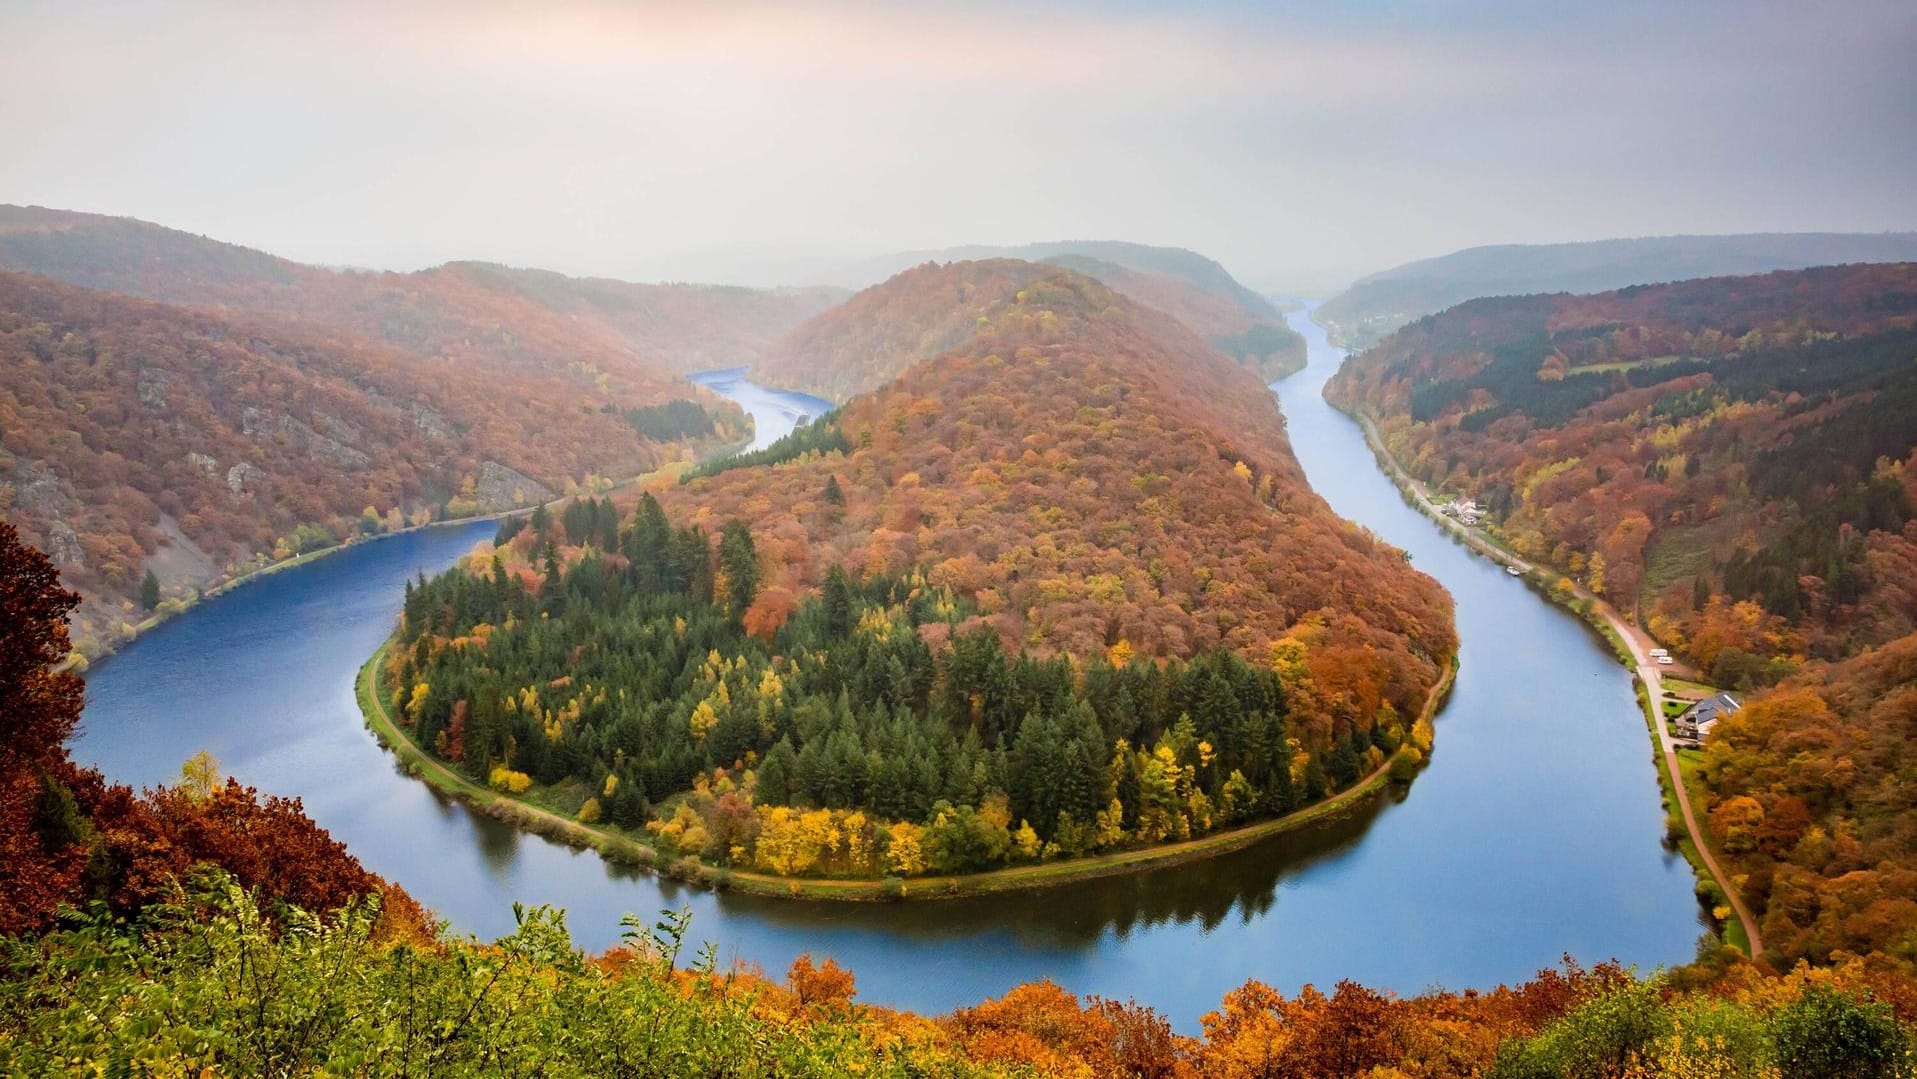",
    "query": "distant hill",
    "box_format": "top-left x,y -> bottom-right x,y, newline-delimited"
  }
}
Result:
0,205 -> 848,655
430,262 -> 846,375
810,241 -> 1303,380
0,205 -> 837,390
1318,232 -> 1917,349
